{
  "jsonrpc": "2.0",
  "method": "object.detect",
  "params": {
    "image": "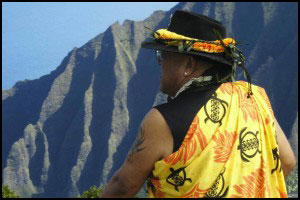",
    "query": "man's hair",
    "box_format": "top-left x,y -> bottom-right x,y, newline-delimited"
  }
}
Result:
191,55 -> 231,82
